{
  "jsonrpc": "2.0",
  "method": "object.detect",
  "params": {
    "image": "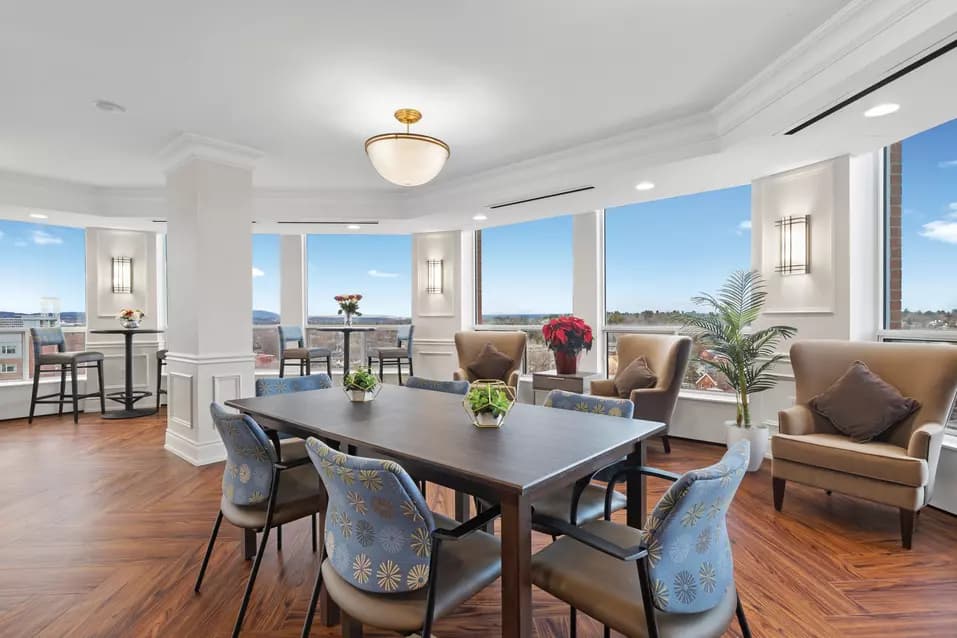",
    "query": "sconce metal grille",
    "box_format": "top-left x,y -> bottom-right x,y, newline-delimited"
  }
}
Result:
112,257 -> 133,293
426,259 -> 444,294
775,215 -> 810,275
